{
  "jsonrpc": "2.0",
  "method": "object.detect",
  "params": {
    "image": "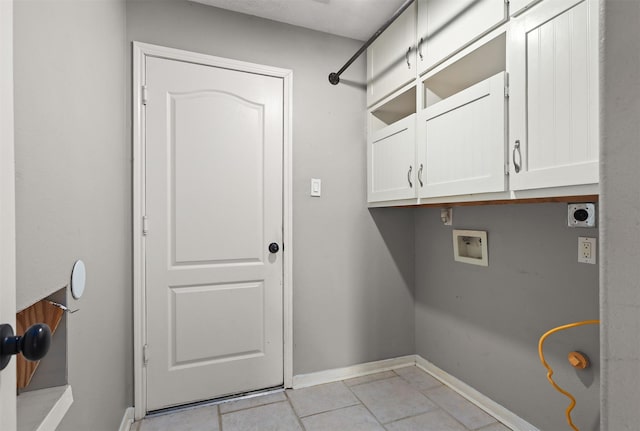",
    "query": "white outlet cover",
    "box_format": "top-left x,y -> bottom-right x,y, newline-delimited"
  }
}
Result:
578,237 -> 597,264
